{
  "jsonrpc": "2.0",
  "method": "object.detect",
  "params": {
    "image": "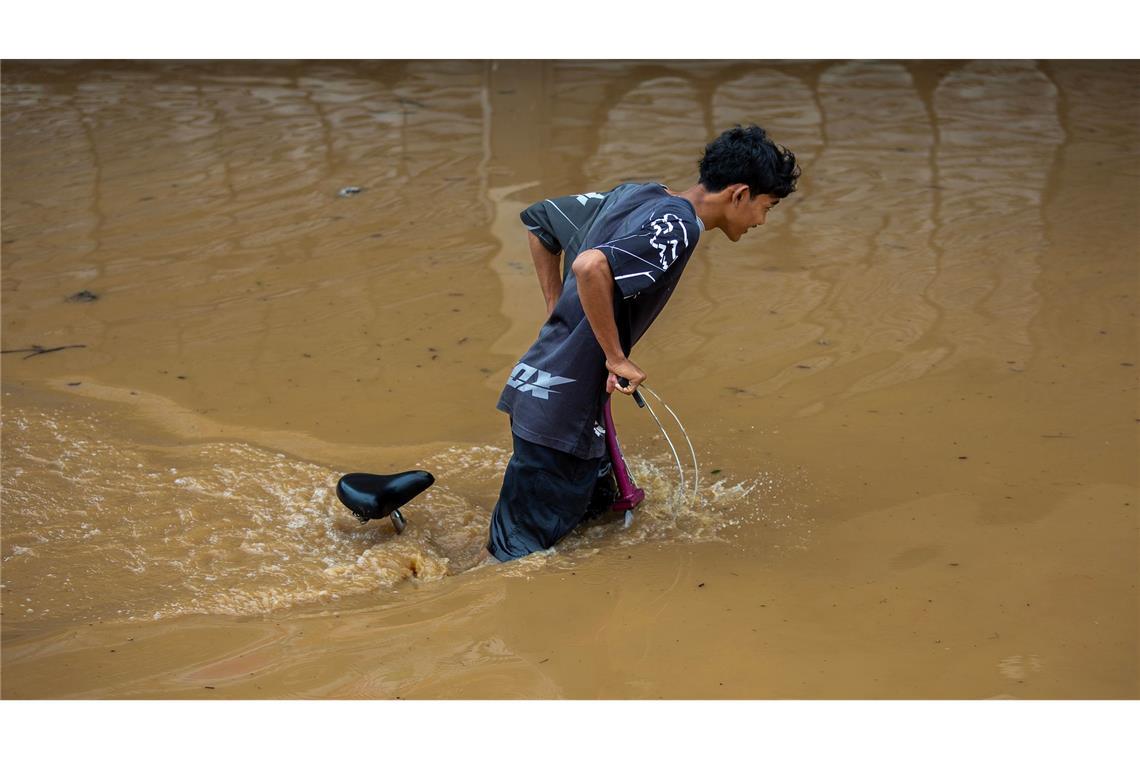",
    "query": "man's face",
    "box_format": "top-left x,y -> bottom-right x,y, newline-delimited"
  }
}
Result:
724,188 -> 780,242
